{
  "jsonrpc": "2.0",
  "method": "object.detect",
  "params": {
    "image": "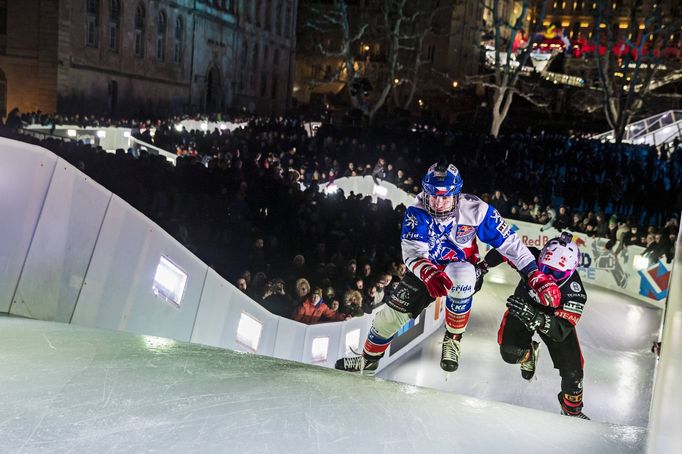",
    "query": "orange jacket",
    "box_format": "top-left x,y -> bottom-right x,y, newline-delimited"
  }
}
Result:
292,299 -> 346,324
